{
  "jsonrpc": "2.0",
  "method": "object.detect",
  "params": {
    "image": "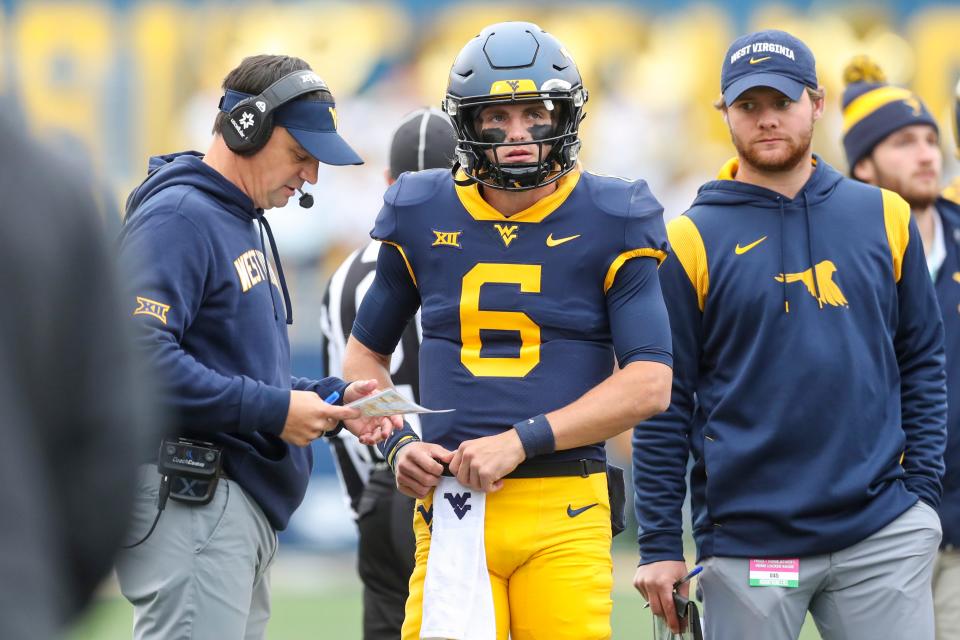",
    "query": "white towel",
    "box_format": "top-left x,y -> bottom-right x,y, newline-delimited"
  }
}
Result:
420,476 -> 496,640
